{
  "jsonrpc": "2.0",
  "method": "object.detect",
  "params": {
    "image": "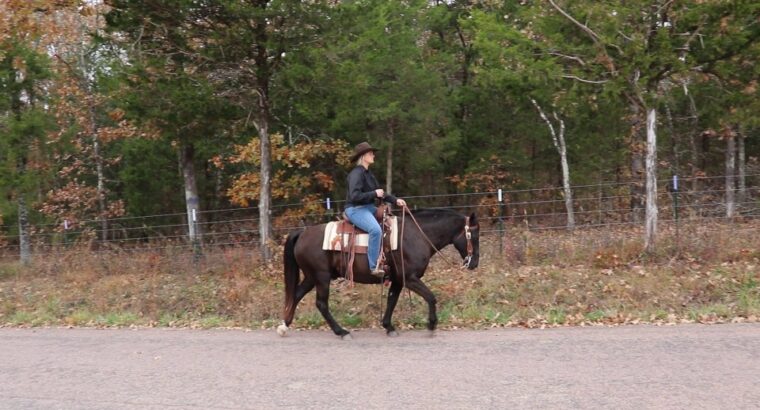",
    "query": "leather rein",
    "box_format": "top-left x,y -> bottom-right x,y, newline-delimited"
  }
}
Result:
395,206 -> 475,274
